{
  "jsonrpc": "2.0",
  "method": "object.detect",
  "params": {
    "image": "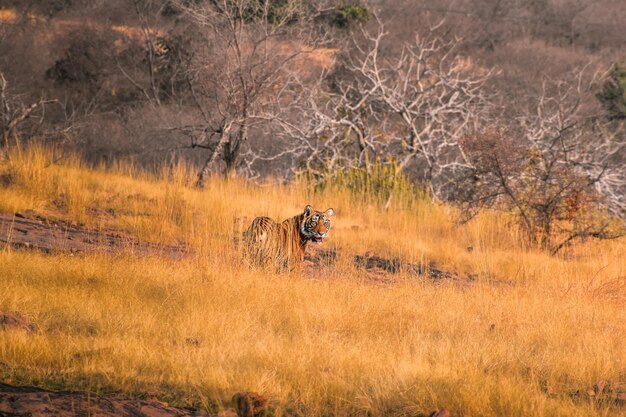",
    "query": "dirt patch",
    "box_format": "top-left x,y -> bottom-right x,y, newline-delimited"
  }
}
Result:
0,312 -> 34,334
0,212 -> 188,259
300,245 -> 340,279
300,245 -> 471,284
303,246 -> 337,267
353,253 -> 474,283
0,383 -> 210,417
568,380 -> 626,407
